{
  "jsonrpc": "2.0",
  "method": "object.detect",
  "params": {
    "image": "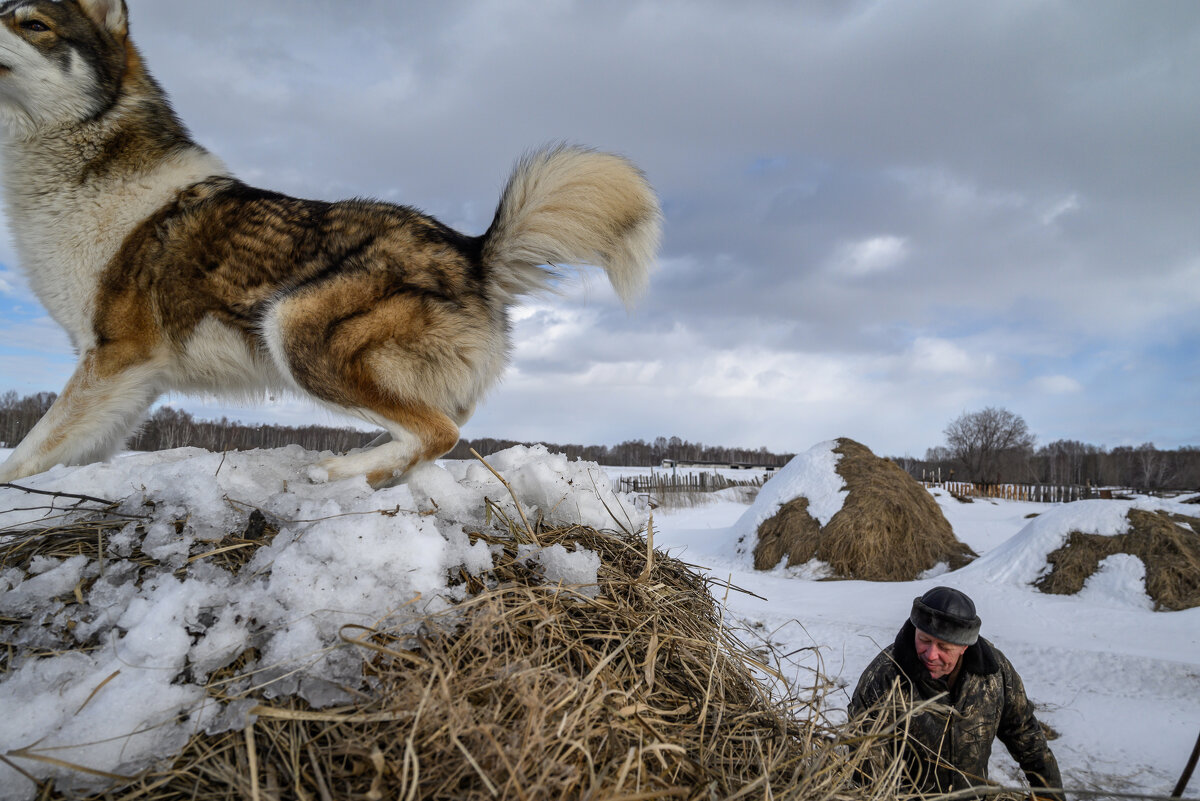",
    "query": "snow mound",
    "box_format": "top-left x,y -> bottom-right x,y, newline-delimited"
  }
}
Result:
407,443 -> 645,532
0,444 -> 639,799
959,497 -> 1196,588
